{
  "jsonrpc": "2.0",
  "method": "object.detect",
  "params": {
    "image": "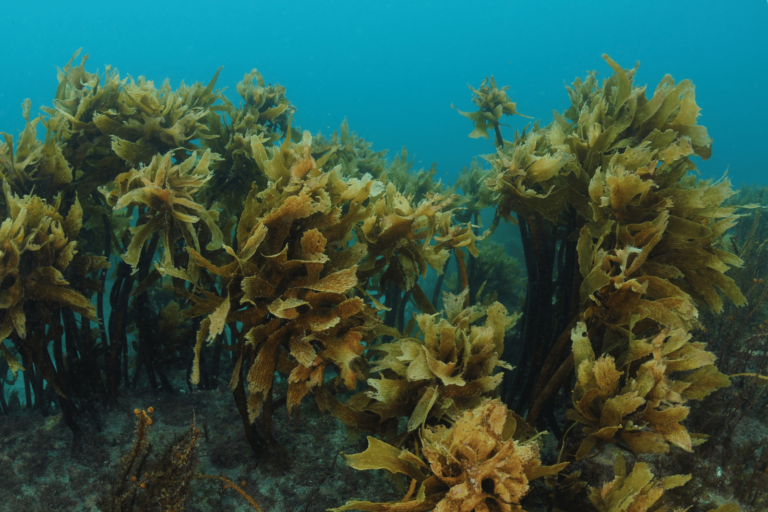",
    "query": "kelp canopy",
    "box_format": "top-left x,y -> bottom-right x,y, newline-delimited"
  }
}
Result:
483,56 -> 740,430
0,50 -> 750,511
